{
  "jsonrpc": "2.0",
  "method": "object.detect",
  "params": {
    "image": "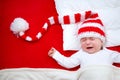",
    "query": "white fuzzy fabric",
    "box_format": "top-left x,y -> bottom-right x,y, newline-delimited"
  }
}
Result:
78,65 -> 120,80
10,18 -> 29,34
0,65 -> 120,80
54,0 -> 120,50
63,24 -> 81,50
0,68 -> 78,80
